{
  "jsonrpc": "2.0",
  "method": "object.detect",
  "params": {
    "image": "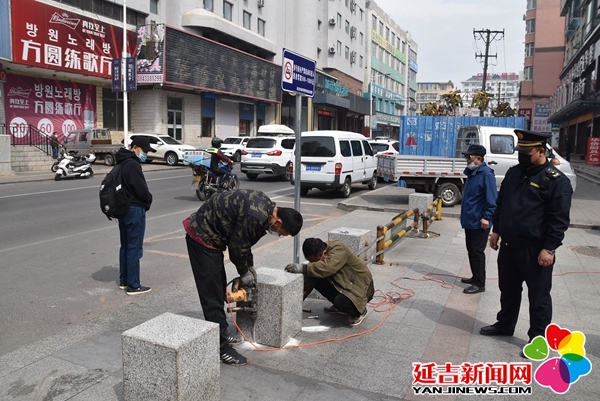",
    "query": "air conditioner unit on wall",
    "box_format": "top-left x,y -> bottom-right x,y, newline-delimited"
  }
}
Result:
350,51 -> 356,63
350,0 -> 356,11
258,0 -> 265,7
350,26 -> 357,38
329,46 -> 336,54
329,18 -> 336,25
